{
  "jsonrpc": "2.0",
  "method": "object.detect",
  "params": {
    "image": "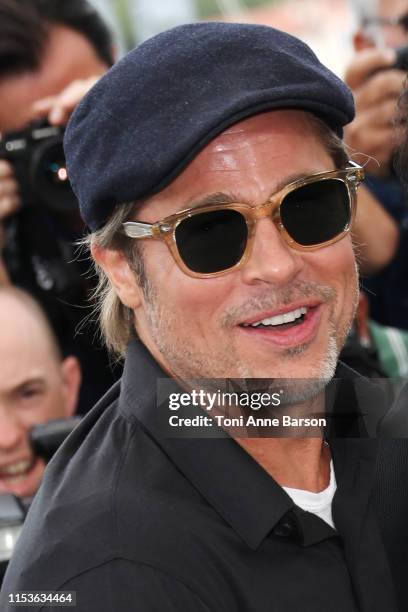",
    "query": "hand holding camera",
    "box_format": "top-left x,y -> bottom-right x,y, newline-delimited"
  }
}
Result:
0,161 -> 20,224
0,76 -> 100,220
344,47 -> 407,175
0,119 -> 76,214
31,76 -> 99,126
